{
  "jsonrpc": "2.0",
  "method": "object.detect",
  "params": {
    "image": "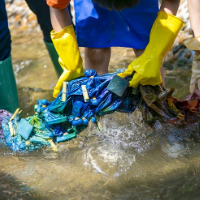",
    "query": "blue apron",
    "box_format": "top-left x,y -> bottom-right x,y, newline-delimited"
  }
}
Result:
74,0 -> 159,49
